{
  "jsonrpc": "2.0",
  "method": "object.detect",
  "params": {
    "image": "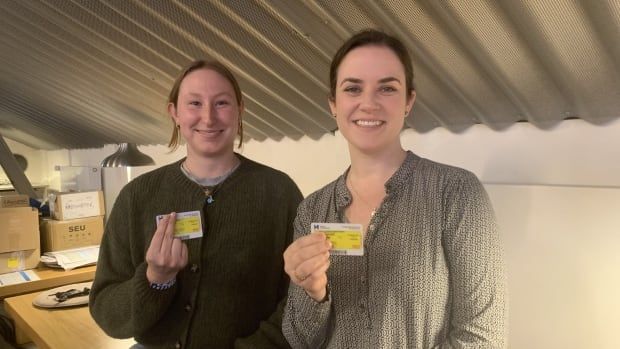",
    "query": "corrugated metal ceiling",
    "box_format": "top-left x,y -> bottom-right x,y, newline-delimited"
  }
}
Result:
1,0 -> 619,150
